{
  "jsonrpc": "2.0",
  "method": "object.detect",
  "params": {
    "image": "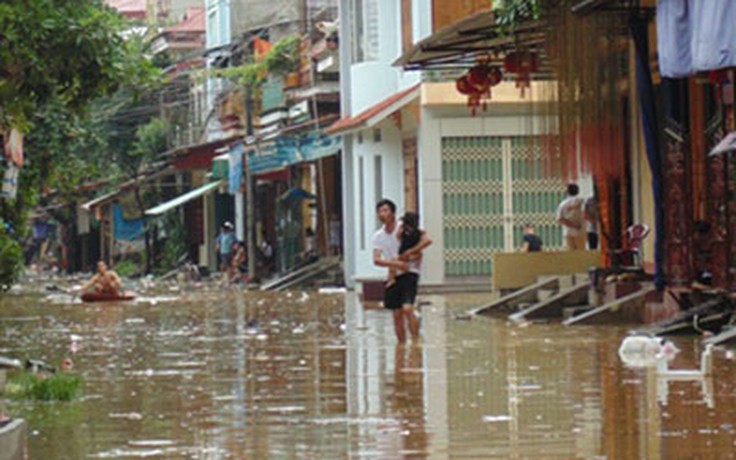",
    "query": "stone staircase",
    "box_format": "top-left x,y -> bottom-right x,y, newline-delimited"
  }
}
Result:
471,273 -> 592,322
